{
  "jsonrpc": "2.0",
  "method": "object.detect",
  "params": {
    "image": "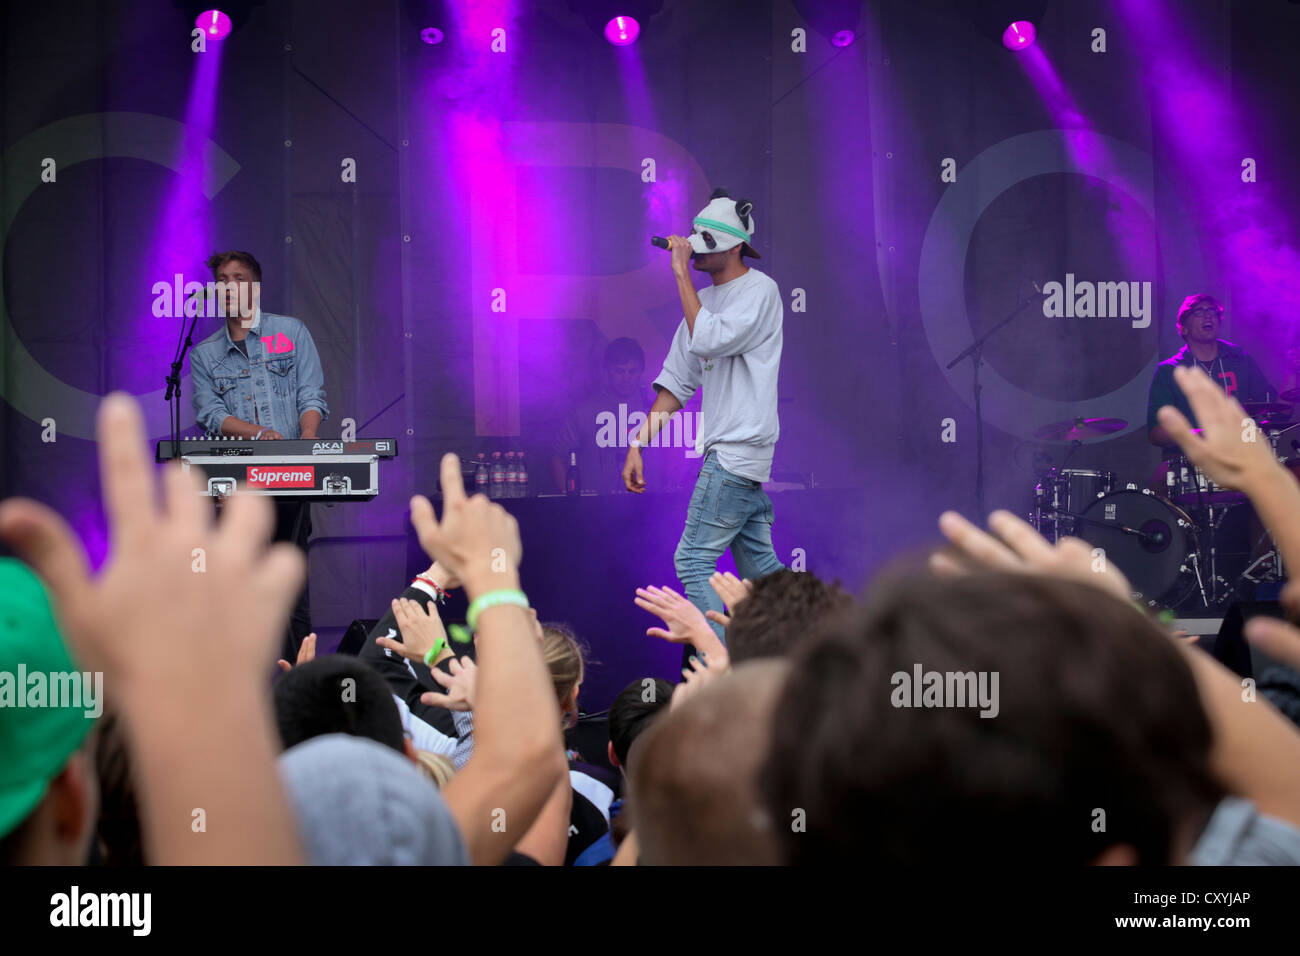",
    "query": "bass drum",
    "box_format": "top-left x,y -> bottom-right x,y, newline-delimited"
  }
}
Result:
1077,490 -> 1200,609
